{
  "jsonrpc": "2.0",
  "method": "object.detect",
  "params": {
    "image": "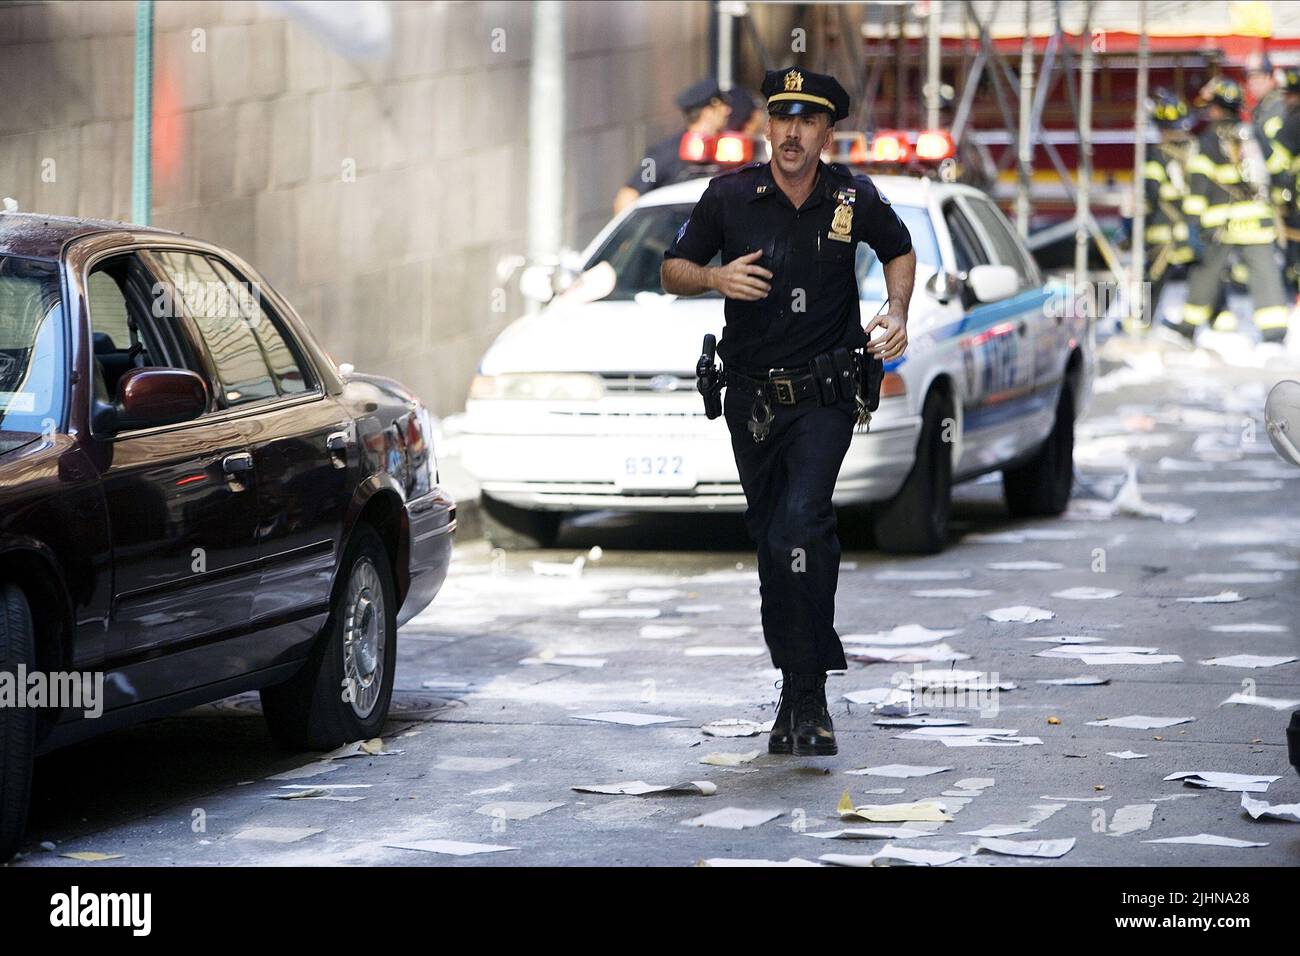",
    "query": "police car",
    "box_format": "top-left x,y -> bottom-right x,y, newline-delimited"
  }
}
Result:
459,130 -> 1094,553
